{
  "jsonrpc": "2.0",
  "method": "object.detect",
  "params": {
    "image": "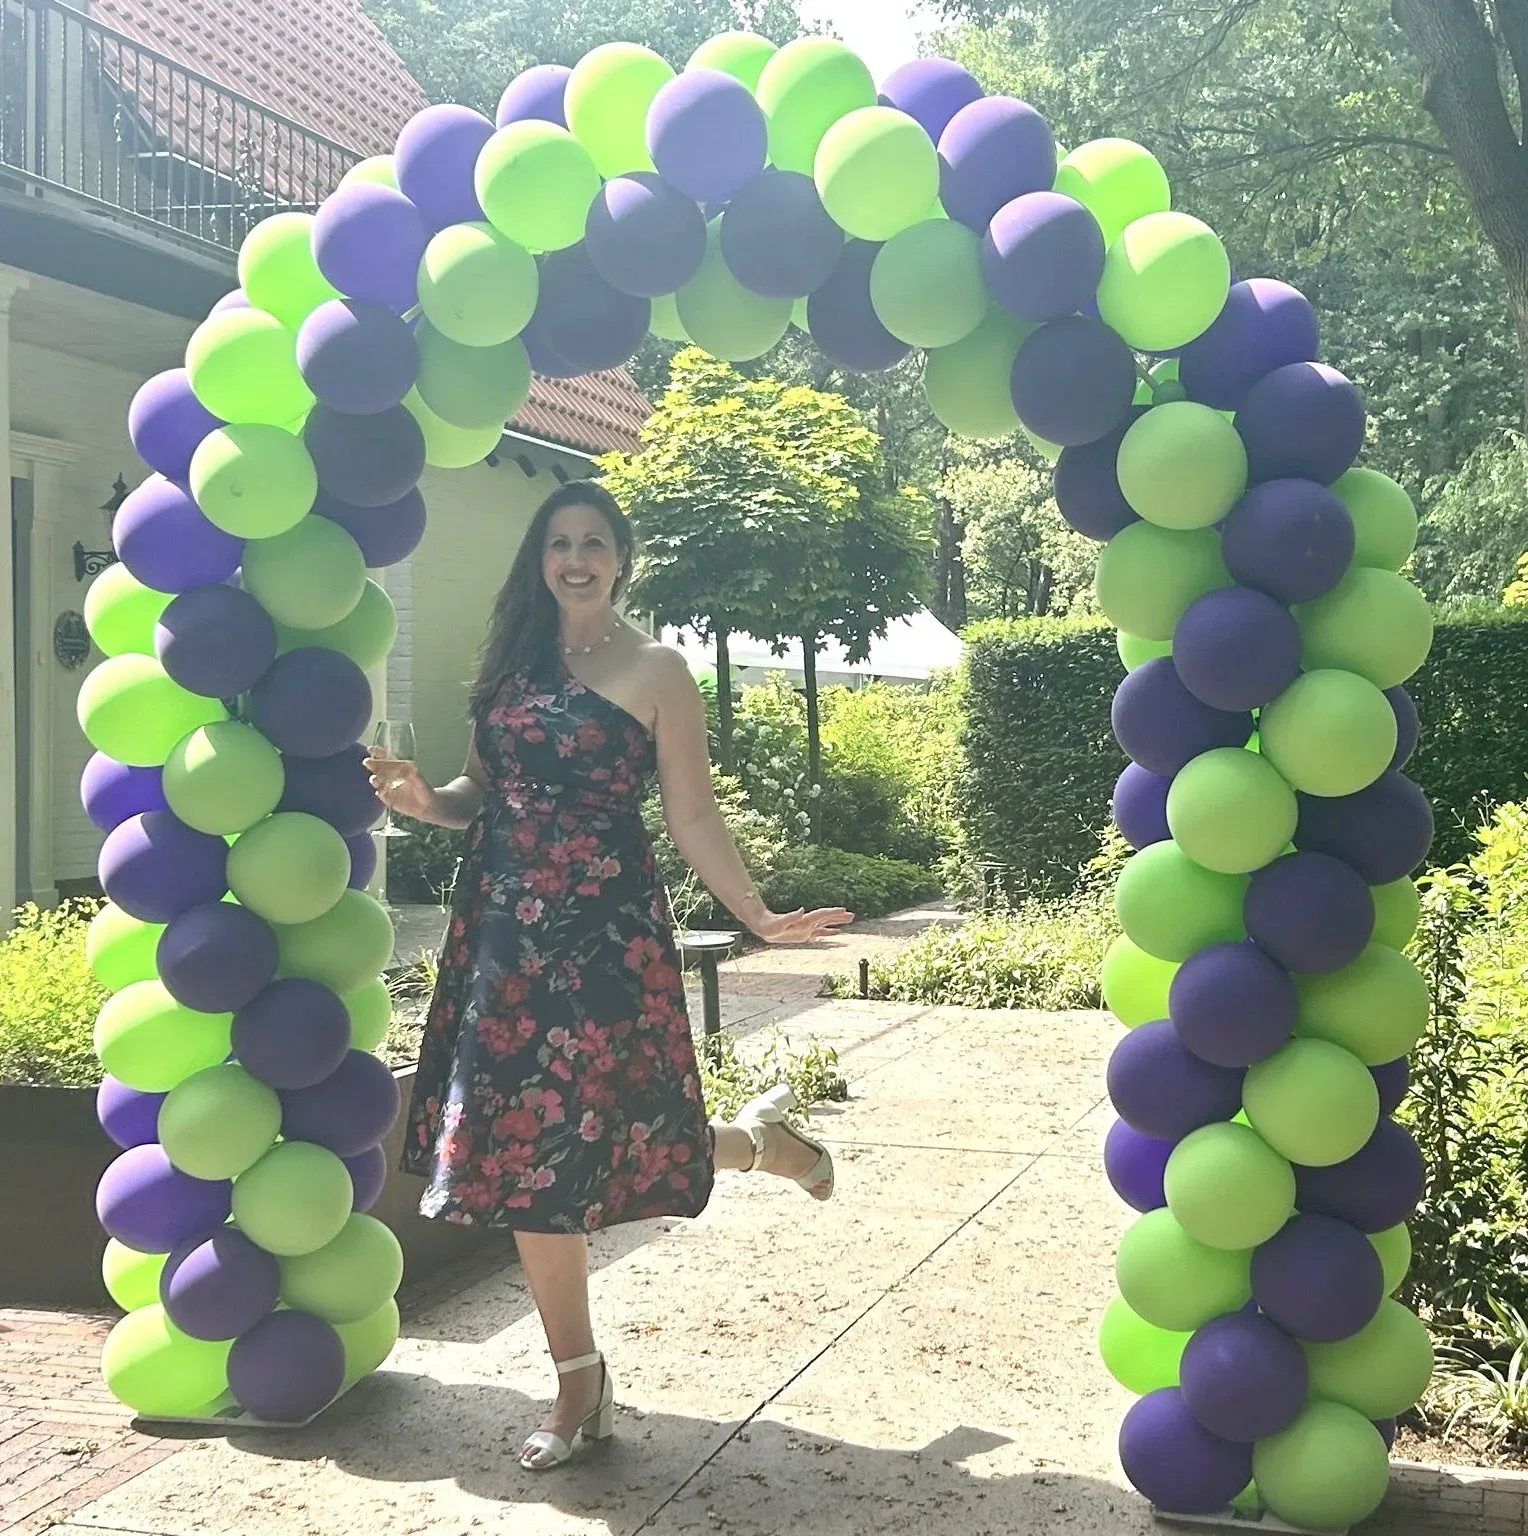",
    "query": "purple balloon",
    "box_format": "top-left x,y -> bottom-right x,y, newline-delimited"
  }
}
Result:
647,69 -> 768,204
312,486 -> 427,568
1180,1312 -> 1308,1442
1010,315 -> 1135,447
97,1077 -> 167,1150
521,322 -> 583,379
497,63 -> 571,128
297,299 -> 419,416
1371,1057 -> 1411,1119
1104,1119 -> 1172,1212
343,1144 -> 388,1213
1111,658 -> 1254,778
880,57 -> 983,144
281,1050 -> 402,1158
1236,362 -> 1366,486
1107,1020 -> 1245,1142
129,369 -> 222,482
1244,852 -> 1376,974
279,744 -> 380,837
161,1228 -> 280,1341
1376,1417 -> 1398,1450
1294,773 -> 1435,886
1113,762 -> 1171,850
1295,1119 -> 1425,1233
938,96 -> 1057,233
96,1144 -> 232,1254
347,831 -> 378,890
395,104 -> 494,230
1221,478 -> 1355,605
154,584 -> 277,698
585,173 -> 707,299
1053,408 -> 1146,541
112,476 -> 243,593
157,901 -> 279,1014
312,183 -> 431,313
1388,686 -> 1419,771
234,978 -> 353,1092
209,289 -> 250,316
1172,587 -> 1302,713
981,191 -> 1104,322
249,648 -> 372,761
81,754 -> 168,834
228,1309 -> 345,1424
305,403 -> 426,509
1119,1388 -> 1253,1516
720,171 -> 844,299
521,244 -> 651,376
1252,1213 -> 1385,1343
1169,942 -> 1297,1069
99,811 -> 228,923
1178,279 -> 1320,413
807,240 -> 911,374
